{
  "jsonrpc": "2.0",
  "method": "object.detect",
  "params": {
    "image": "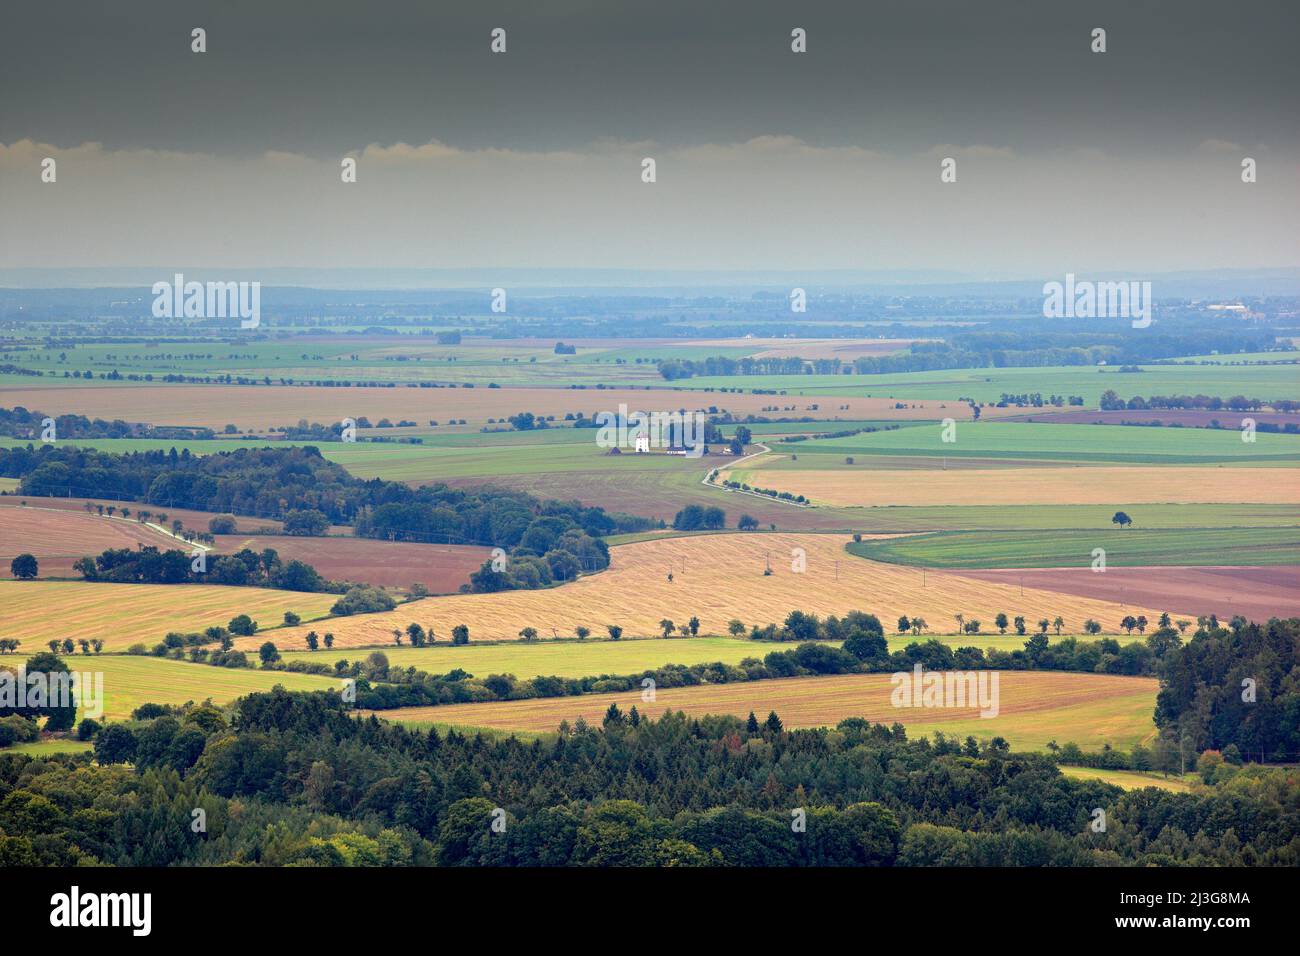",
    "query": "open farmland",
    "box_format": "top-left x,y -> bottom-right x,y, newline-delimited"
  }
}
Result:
0,382 -> 974,433
369,670 -> 1160,752
0,579 -> 337,650
727,463 -> 1300,507
5,653 -> 340,721
0,506 -> 179,577
215,535 -> 491,592
235,532 -> 1170,652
